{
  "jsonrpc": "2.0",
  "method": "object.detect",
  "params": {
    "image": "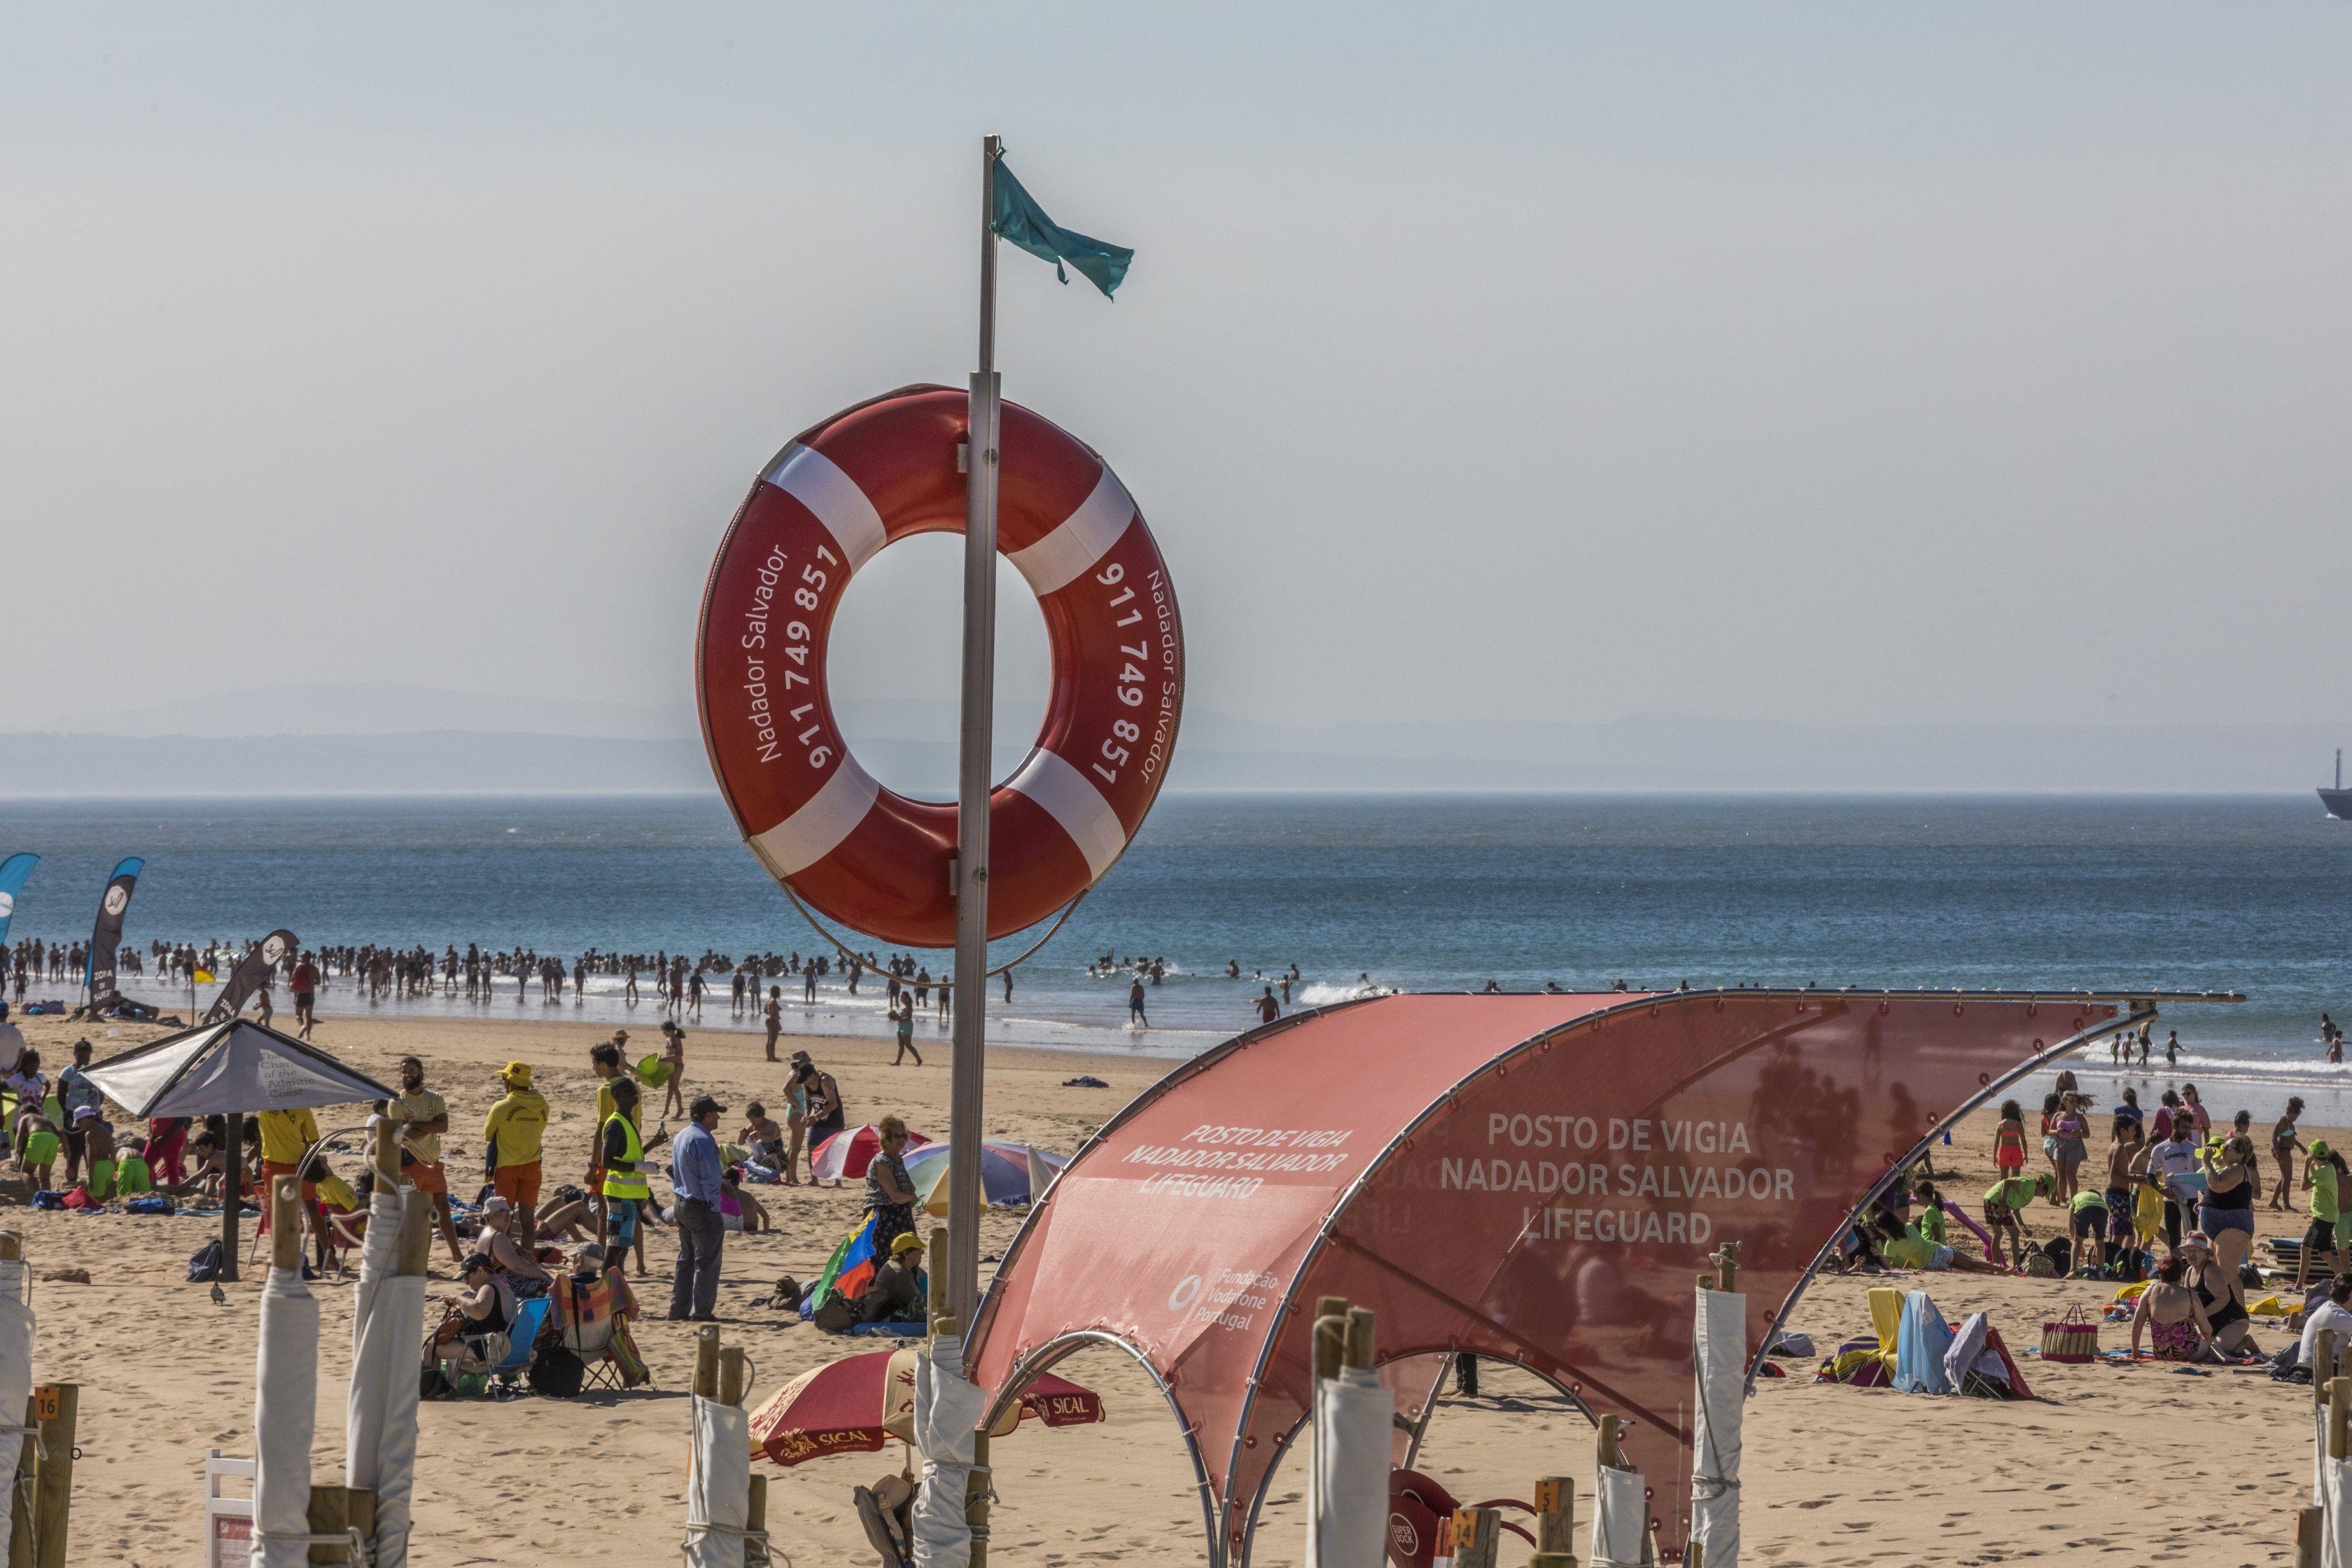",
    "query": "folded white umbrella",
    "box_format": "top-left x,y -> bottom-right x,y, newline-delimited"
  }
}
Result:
346,1166 -> 427,1568
1591,1464 -> 1647,1568
685,1392 -> 754,1568
251,1263 -> 320,1568
911,1332 -> 989,1568
0,1252 -> 34,1547
1305,1364 -> 1389,1568
1690,1286 -> 1744,1568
